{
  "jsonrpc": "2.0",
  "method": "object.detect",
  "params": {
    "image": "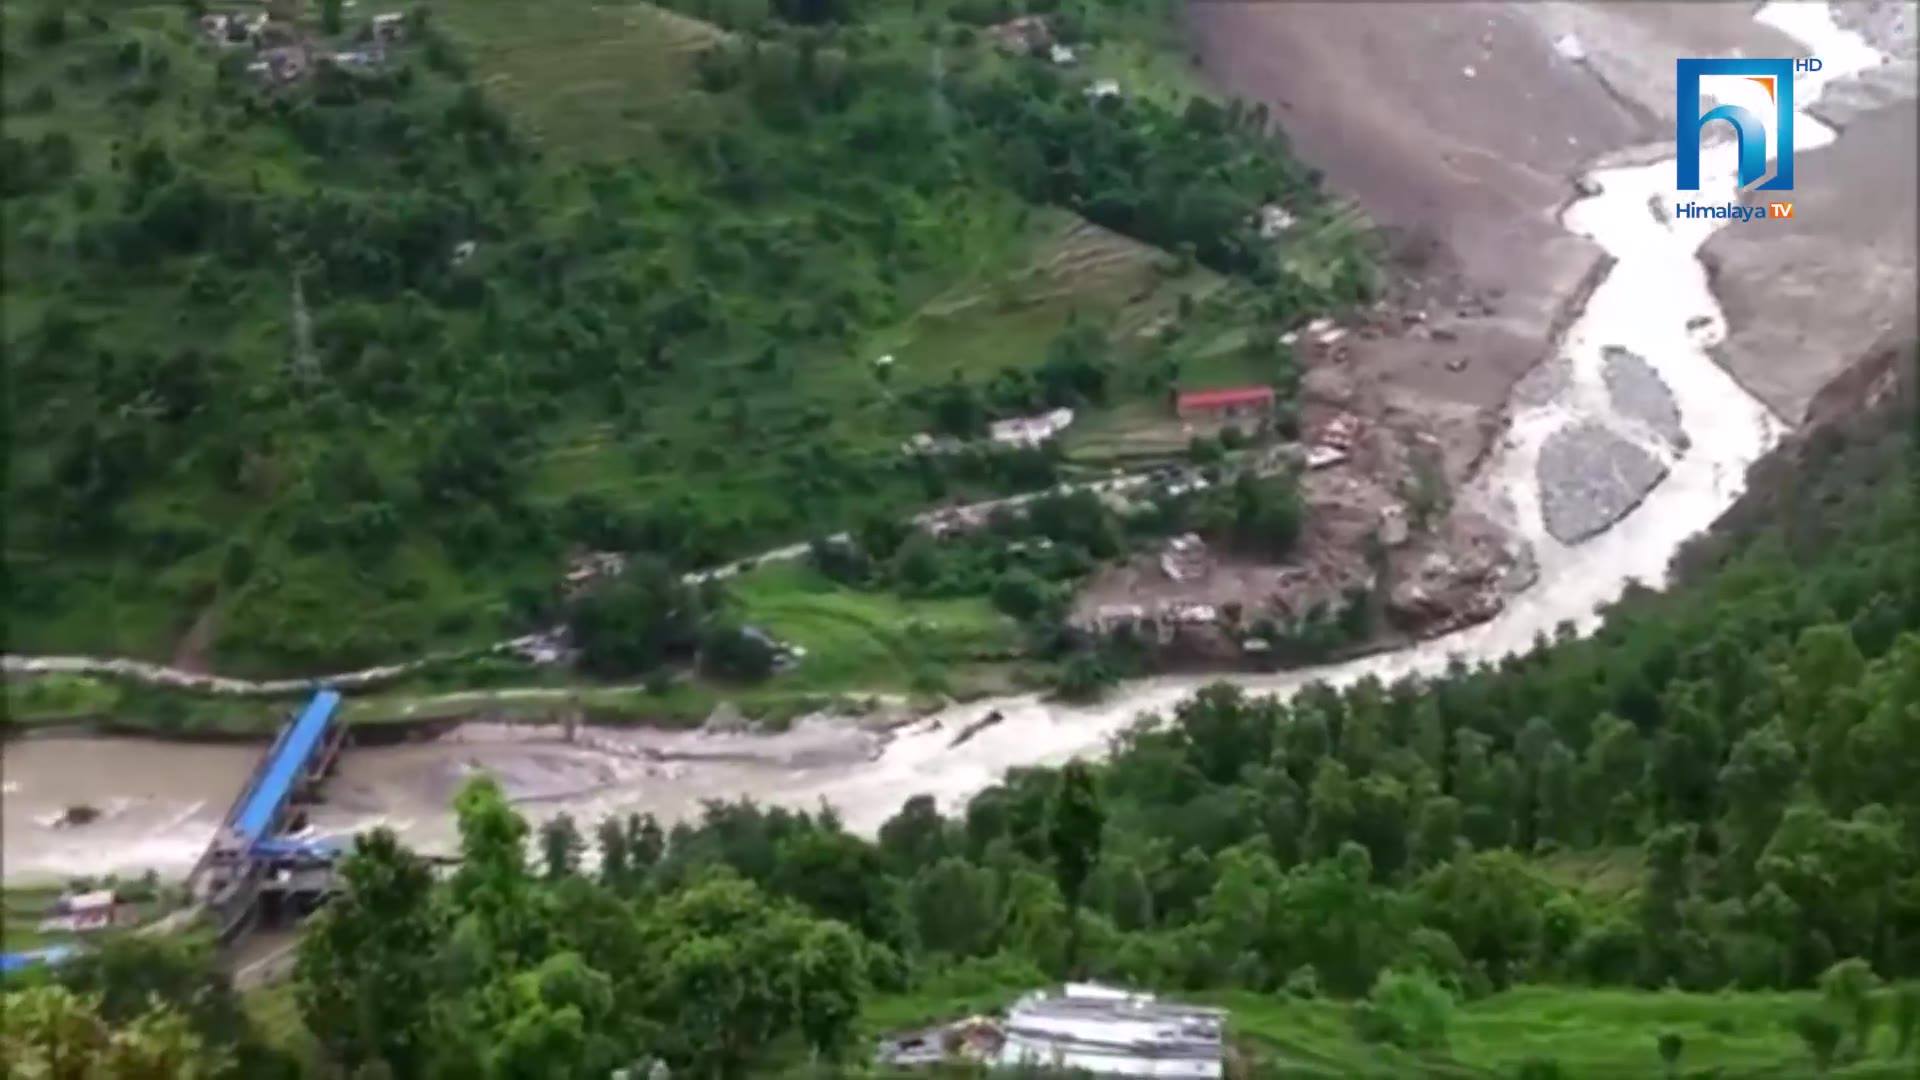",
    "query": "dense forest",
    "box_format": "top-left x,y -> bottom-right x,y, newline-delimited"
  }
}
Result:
8,357 -> 1914,1075
3,0 -> 1364,675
